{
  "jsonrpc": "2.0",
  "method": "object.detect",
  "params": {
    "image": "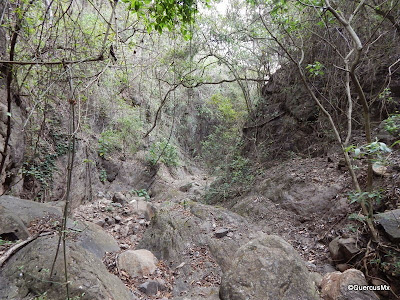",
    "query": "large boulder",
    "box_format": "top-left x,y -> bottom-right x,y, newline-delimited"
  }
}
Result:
0,196 -> 119,258
0,205 -> 30,241
117,249 -> 158,277
321,269 -> 379,300
0,195 -> 61,225
0,235 -> 135,300
219,235 -> 320,300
